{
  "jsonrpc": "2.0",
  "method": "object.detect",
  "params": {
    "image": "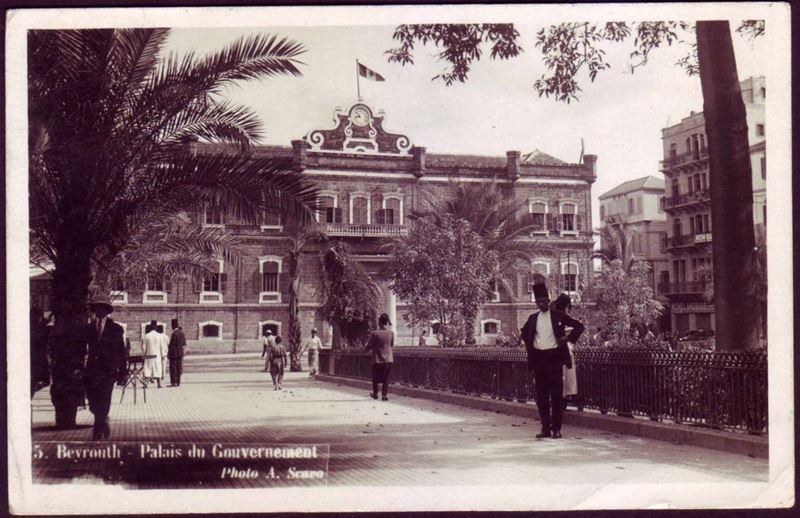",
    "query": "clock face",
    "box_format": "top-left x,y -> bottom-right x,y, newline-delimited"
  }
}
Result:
350,106 -> 371,127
